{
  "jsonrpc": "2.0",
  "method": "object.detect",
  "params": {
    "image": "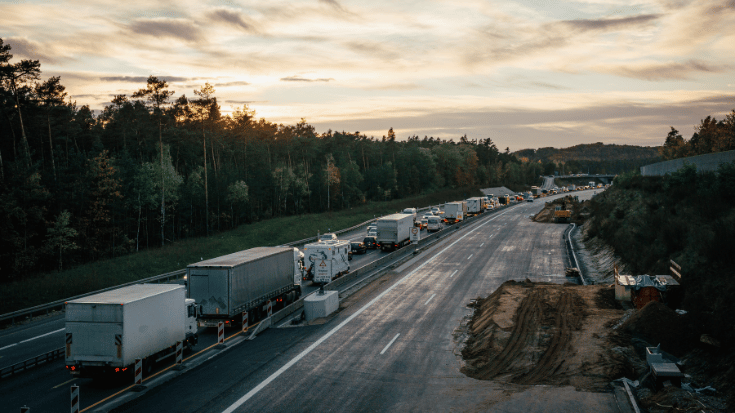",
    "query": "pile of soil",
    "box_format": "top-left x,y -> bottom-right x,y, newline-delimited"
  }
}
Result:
460,280 -> 630,391
619,301 -> 700,357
